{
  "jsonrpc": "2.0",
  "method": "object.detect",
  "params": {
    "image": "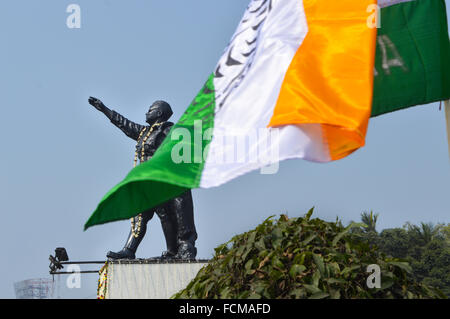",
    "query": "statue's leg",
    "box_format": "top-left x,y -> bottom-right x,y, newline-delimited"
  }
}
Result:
106,210 -> 155,260
155,204 -> 178,259
171,190 -> 198,260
